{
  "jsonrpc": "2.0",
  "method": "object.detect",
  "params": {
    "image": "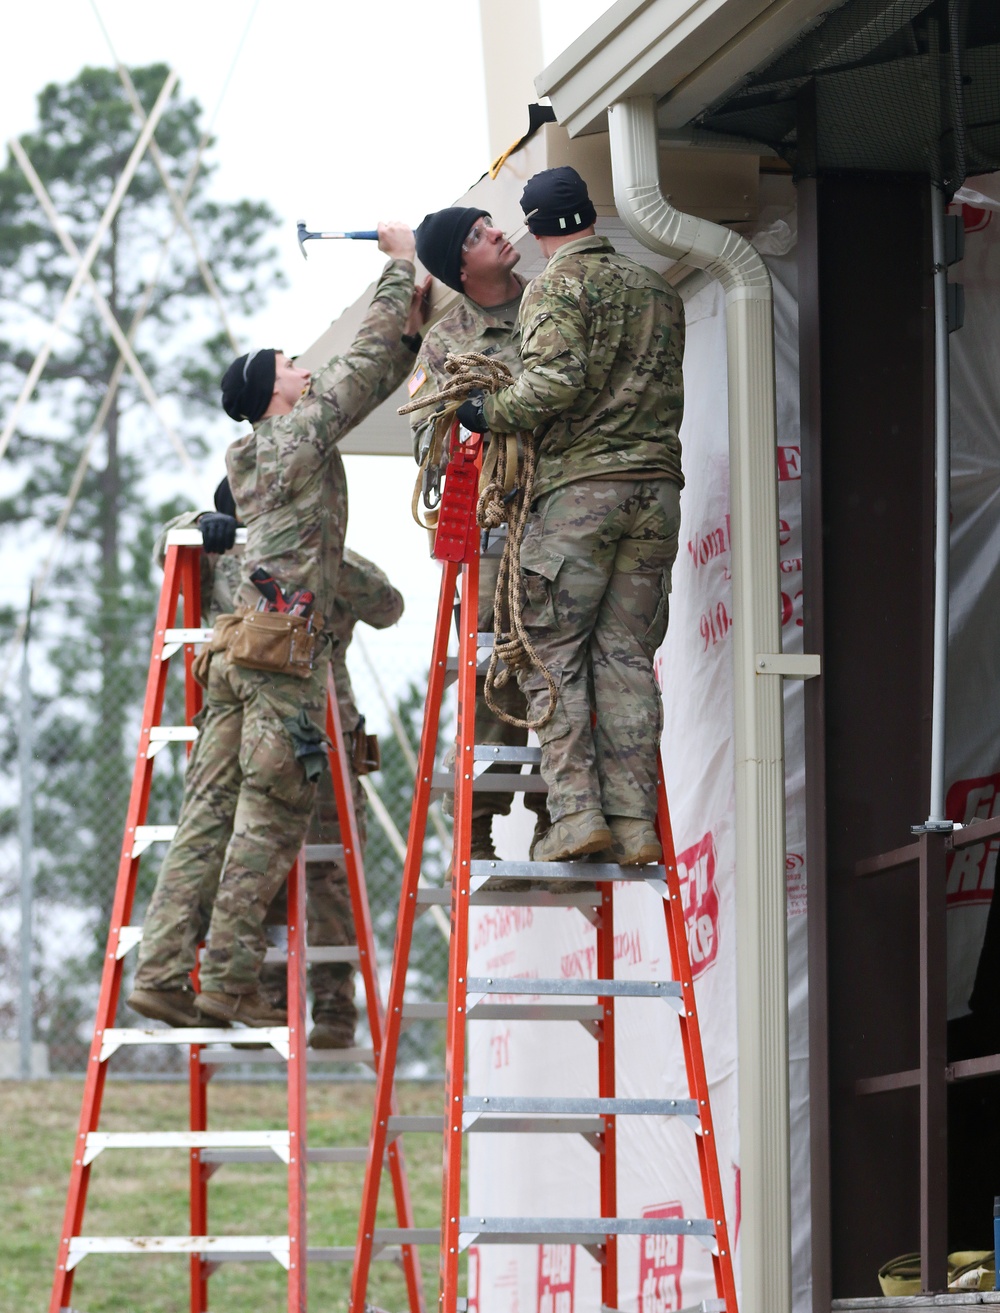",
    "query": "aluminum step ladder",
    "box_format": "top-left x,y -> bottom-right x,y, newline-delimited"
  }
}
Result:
49,533 -> 424,1313
349,434 -> 739,1313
